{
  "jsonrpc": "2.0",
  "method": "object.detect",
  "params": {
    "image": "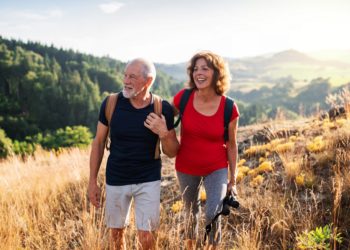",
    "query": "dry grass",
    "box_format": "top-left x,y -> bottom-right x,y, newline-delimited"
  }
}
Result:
0,148 -> 109,249
1,115 -> 350,249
